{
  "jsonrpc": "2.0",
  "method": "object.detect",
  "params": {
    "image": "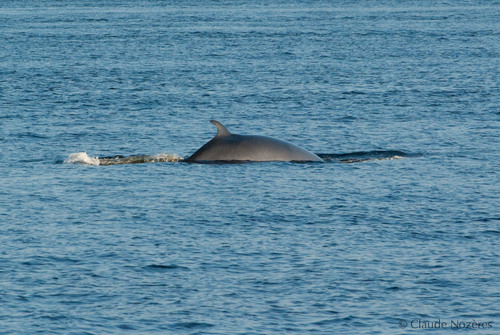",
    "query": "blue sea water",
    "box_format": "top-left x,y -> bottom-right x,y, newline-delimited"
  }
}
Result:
1,0 -> 499,333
